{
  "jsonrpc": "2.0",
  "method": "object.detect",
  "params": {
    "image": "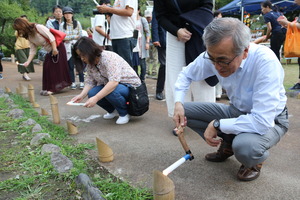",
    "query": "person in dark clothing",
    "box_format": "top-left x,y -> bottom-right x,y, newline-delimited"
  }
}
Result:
154,0 -> 216,118
0,58 -> 3,79
151,8 -> 166,100
261,0 -> 286,60
46,5 -> 63,30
